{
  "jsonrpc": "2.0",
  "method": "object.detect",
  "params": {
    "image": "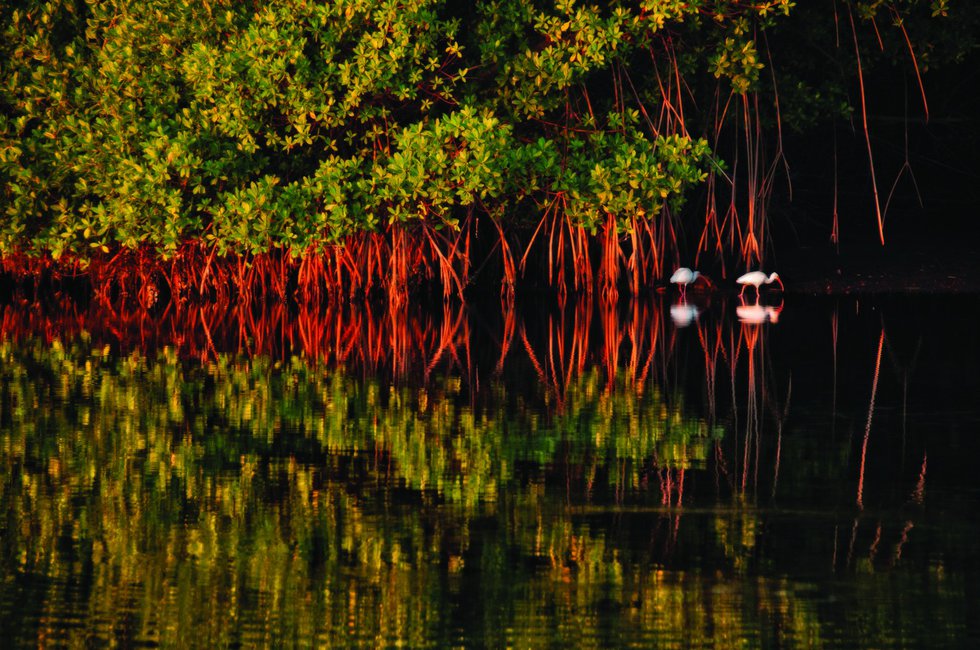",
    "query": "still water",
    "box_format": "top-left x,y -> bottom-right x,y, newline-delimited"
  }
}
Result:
1,294 -> 978,648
